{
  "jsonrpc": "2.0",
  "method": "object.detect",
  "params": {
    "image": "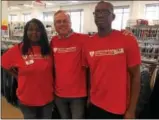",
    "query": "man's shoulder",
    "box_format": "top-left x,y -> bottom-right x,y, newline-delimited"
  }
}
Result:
113,30 -> 126,38
113,30 -> 137,42
74,32 -> 89,38
51,35 -> 58,40
117,29 -> 135,38
73,33 -> 90,44
50,35 -> 59,43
